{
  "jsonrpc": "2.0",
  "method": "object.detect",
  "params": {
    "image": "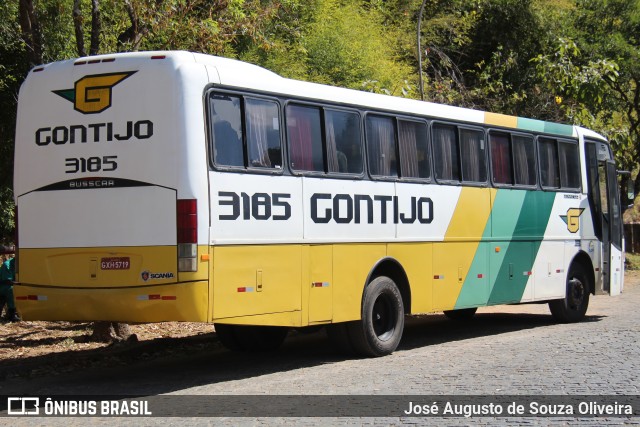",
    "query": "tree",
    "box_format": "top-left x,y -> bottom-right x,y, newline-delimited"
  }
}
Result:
531,1 -> 640,210
574,0 -> 640,198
